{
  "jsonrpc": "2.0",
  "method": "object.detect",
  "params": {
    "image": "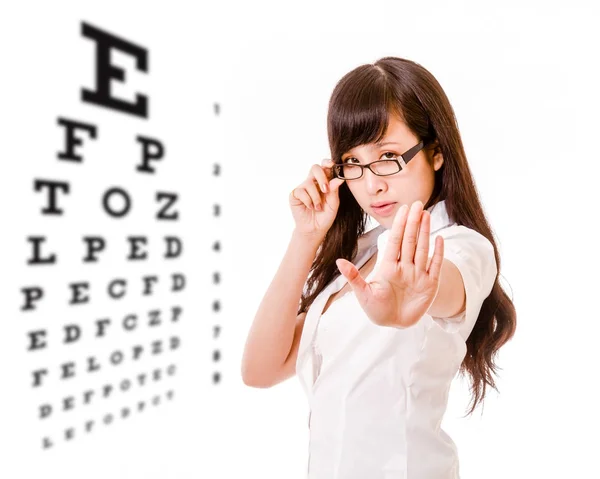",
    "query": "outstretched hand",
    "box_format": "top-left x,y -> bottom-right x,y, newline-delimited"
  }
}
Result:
336,200 -> 444,328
